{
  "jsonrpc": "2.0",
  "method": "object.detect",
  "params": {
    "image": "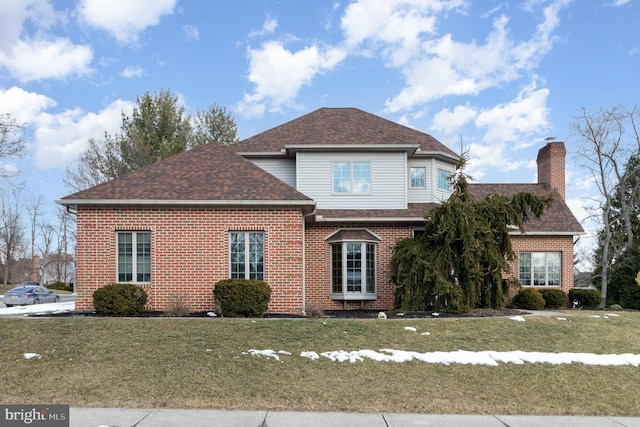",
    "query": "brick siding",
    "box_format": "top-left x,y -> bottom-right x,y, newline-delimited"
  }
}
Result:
75,207 -> 304,313
76,208 -> 575,314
